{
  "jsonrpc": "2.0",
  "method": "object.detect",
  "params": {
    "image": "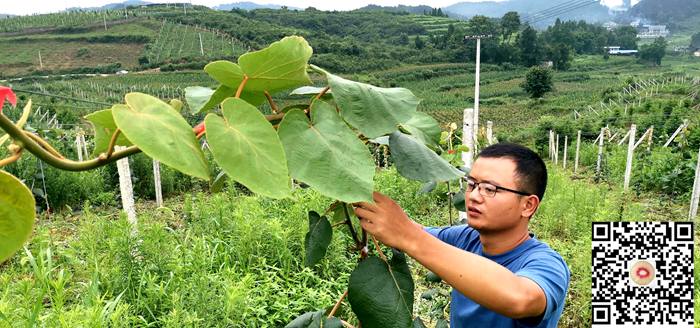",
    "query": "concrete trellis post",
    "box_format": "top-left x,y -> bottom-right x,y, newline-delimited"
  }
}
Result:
563,135 -> 568,169
554,134 -> 559,165
462,108 -> 475,170
689,146 -> 700,221
486,121 -> 493,145
75,134 -> 84,161
153,160 -> 163,208
596,127 -> 605,177
574,130 -> 581,174
115,146 -> 137,233
549,130 -> 554,161
623,124 -> 636,191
